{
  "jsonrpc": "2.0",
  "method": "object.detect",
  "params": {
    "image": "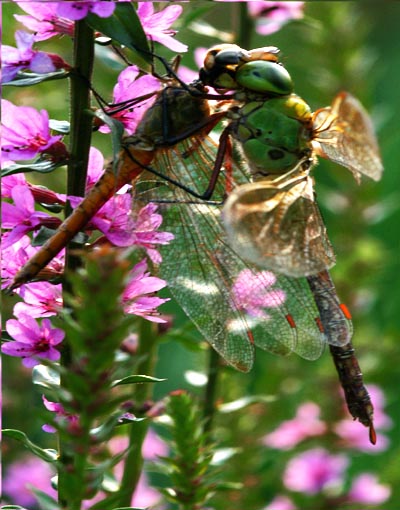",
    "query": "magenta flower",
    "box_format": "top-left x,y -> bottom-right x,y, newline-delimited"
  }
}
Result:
42,395 -> 79,433
56,1 -> 116,21
1,99 -> 63,162
85,146 -> 105,190
248,1 -> 304,35
2,184 -> 62,248
15,2 -> 74,41
231,269 -> 286,318
334,385 -> 392,452
108,202 -> 174,263
2,454 -> 57,506
14,281 -> 63,318
1,236 -> 65,290
347,473 -> 391,505
1,30 -> 60,83
264,494 -> 297,510
1,185 -> 61,249
1,235 -> 37,288
3,313 -> 64,367
100,66 -> 161,135
1,172 -> 28,198
137,2 -> 187,52
262,402 -> 327,450
122,259 -> 169,322
283,448 -> 348,495
75,198 -> 174,264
